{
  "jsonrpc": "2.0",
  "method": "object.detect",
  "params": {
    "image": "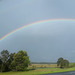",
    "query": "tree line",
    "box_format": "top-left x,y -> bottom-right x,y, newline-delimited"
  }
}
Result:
0,50 -> 30,72
0,50 -> 70,72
